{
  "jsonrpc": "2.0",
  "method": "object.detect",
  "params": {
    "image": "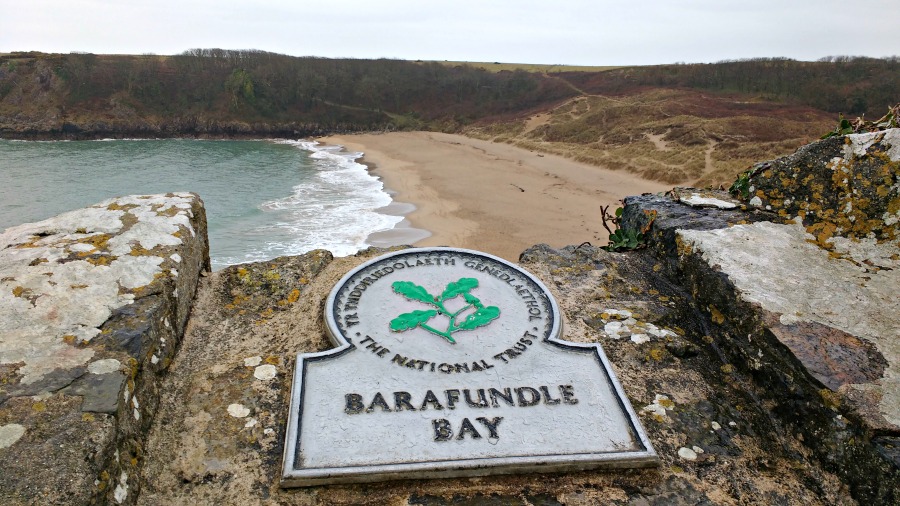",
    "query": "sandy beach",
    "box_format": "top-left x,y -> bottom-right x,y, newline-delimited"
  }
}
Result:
320,132 -> 671,261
